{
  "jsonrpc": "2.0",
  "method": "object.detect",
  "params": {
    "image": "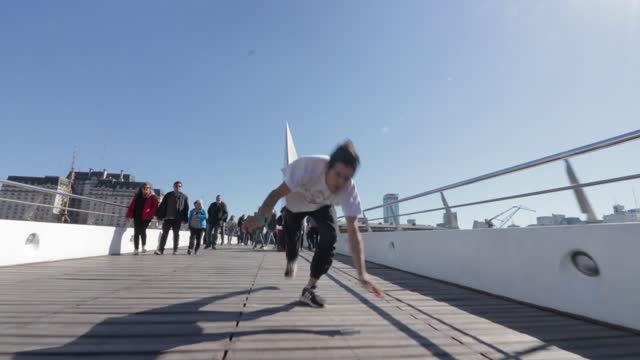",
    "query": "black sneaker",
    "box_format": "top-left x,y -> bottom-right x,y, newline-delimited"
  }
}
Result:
187,249 -> 192,255
299,286 -> 325,308
284,260 -> 297,279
